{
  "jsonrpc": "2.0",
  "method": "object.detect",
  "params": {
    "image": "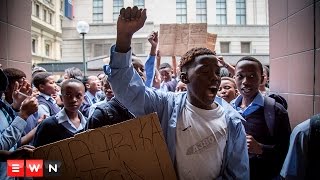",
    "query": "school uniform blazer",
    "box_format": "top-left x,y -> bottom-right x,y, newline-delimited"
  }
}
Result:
105,45 -> 249,180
